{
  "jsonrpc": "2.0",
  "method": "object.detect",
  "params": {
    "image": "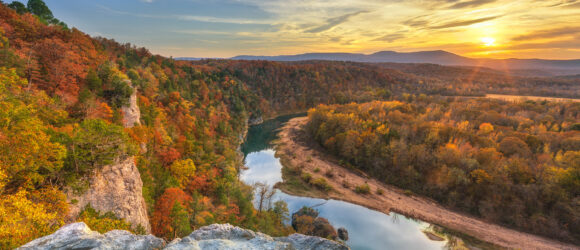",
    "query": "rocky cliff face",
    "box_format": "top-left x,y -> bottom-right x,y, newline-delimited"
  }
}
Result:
66,157 -> 151,233
19,223 -> 349,250
121,81 -> 141,128
66,83 -> 150,233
